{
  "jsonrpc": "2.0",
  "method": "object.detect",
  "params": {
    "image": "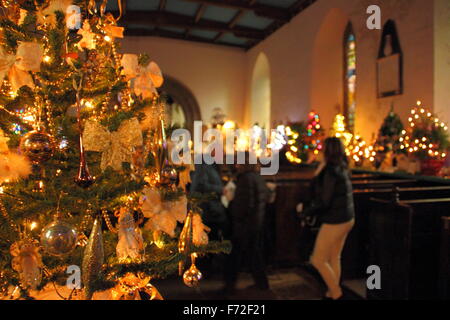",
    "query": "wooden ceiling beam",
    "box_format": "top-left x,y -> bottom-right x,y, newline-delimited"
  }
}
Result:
214,10 -> 244,42
124,28 -> 246,49
194,3 -> 207,23
183,0 -> 291,22
119,10 -> 265,40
